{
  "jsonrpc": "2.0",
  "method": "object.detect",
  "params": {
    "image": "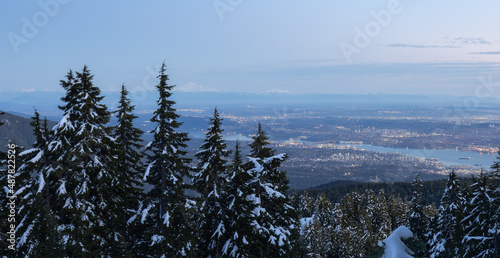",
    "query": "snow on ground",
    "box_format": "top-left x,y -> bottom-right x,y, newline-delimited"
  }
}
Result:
380,226 -> 414,258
